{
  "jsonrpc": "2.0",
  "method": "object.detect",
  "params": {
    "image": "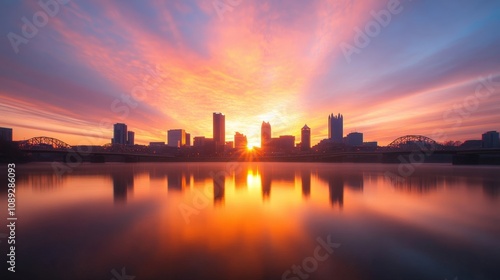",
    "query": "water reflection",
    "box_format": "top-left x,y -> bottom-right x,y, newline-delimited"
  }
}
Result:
112,172 -> 134,204
5,163 -> 500,280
